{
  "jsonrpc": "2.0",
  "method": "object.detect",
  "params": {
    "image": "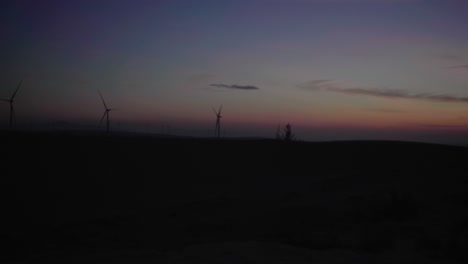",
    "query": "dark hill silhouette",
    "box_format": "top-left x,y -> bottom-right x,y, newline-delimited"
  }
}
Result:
1,131 -> 467,263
